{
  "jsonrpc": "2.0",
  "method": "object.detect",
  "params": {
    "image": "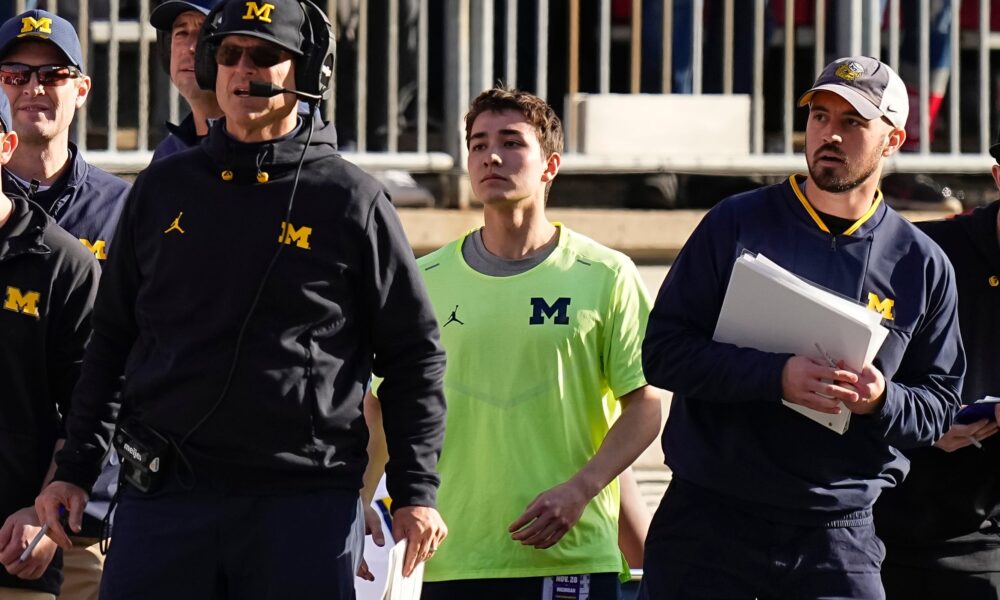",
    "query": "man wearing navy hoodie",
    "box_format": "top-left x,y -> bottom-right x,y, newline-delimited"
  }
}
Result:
0,90 -> 99,600
640,56 -> 964,599
35,1 -> 447,598
0,10 -> 129,599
